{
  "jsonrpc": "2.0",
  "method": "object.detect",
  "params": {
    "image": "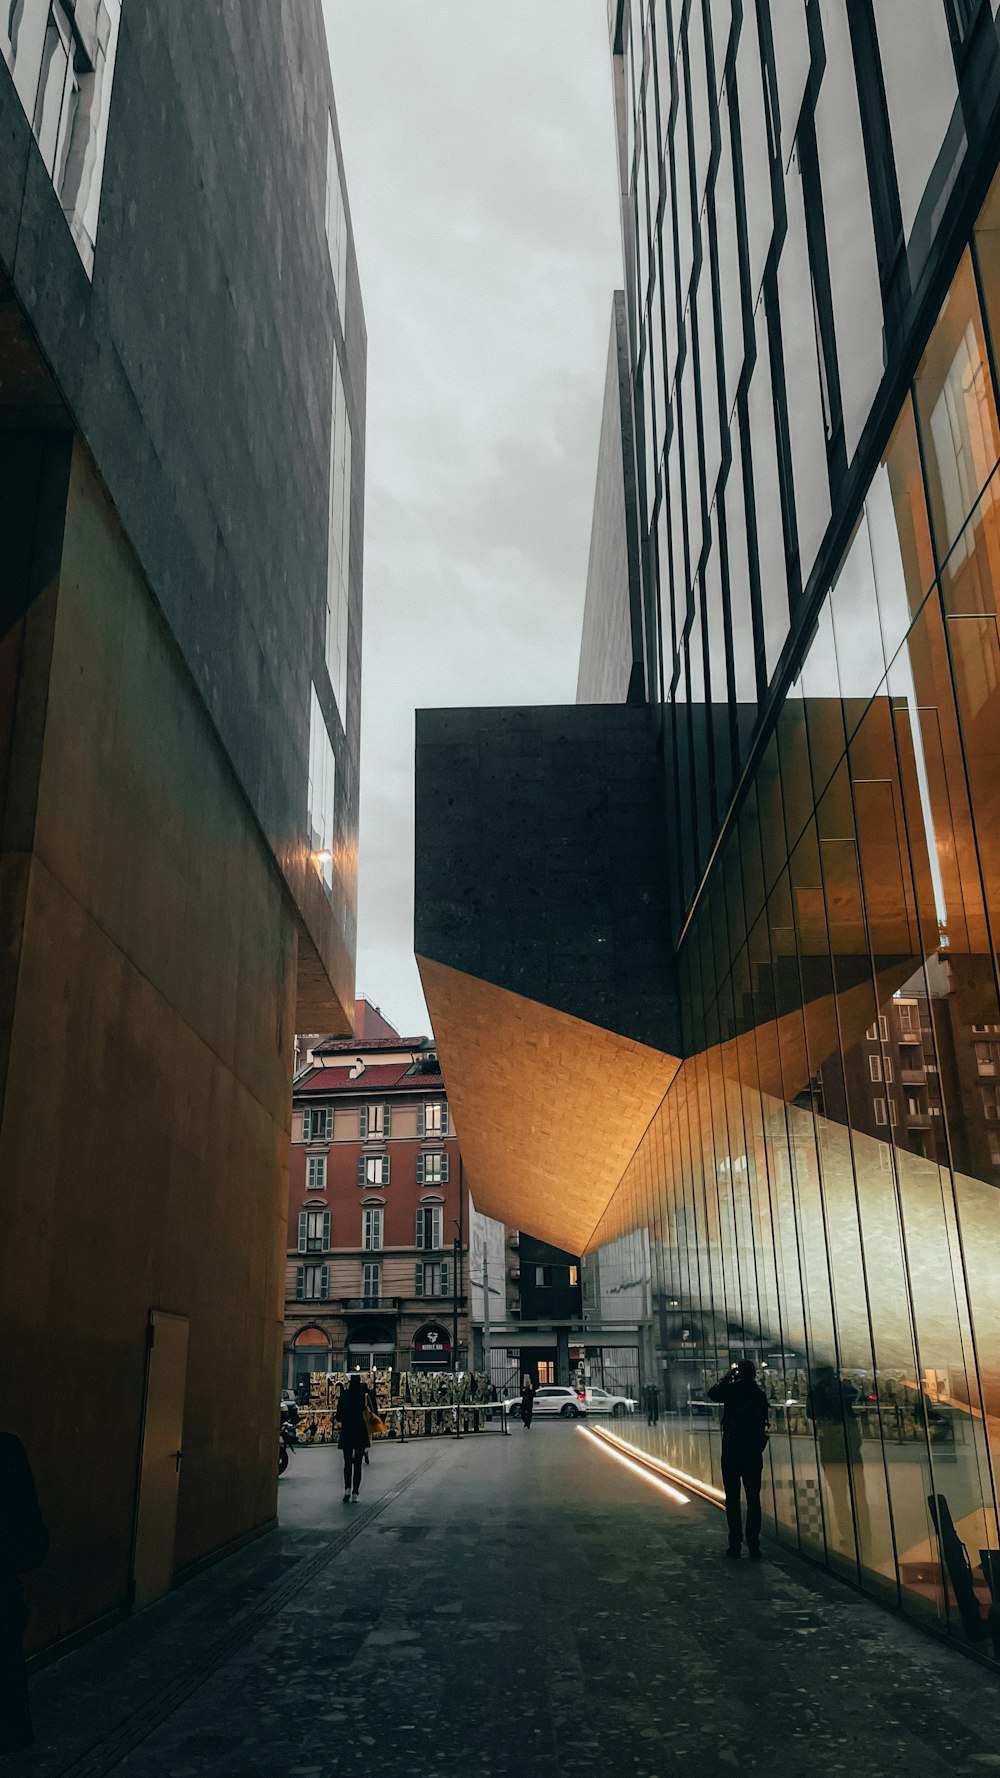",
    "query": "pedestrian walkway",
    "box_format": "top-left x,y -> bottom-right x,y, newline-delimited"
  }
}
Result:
11,1424 -> 1000,1777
